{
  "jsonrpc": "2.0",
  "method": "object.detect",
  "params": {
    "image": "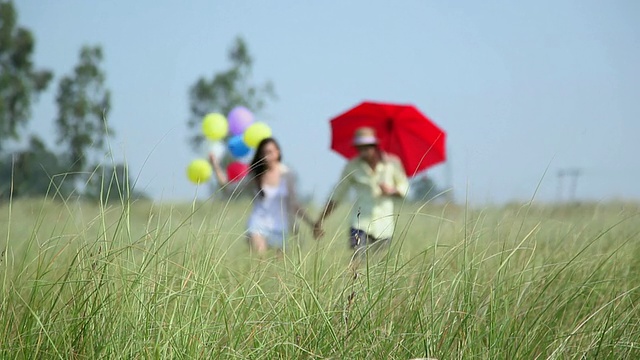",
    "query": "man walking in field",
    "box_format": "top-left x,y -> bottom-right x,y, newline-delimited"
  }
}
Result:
313,127 -> 409,261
